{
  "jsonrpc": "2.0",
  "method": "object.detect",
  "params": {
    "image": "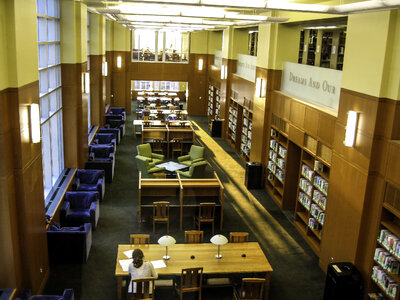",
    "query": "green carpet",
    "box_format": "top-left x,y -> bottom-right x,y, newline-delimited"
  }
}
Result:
43,106 -> 326,300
